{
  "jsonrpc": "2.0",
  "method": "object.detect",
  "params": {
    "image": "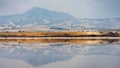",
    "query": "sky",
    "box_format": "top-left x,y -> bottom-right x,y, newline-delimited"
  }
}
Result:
0,0 -> 120,18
